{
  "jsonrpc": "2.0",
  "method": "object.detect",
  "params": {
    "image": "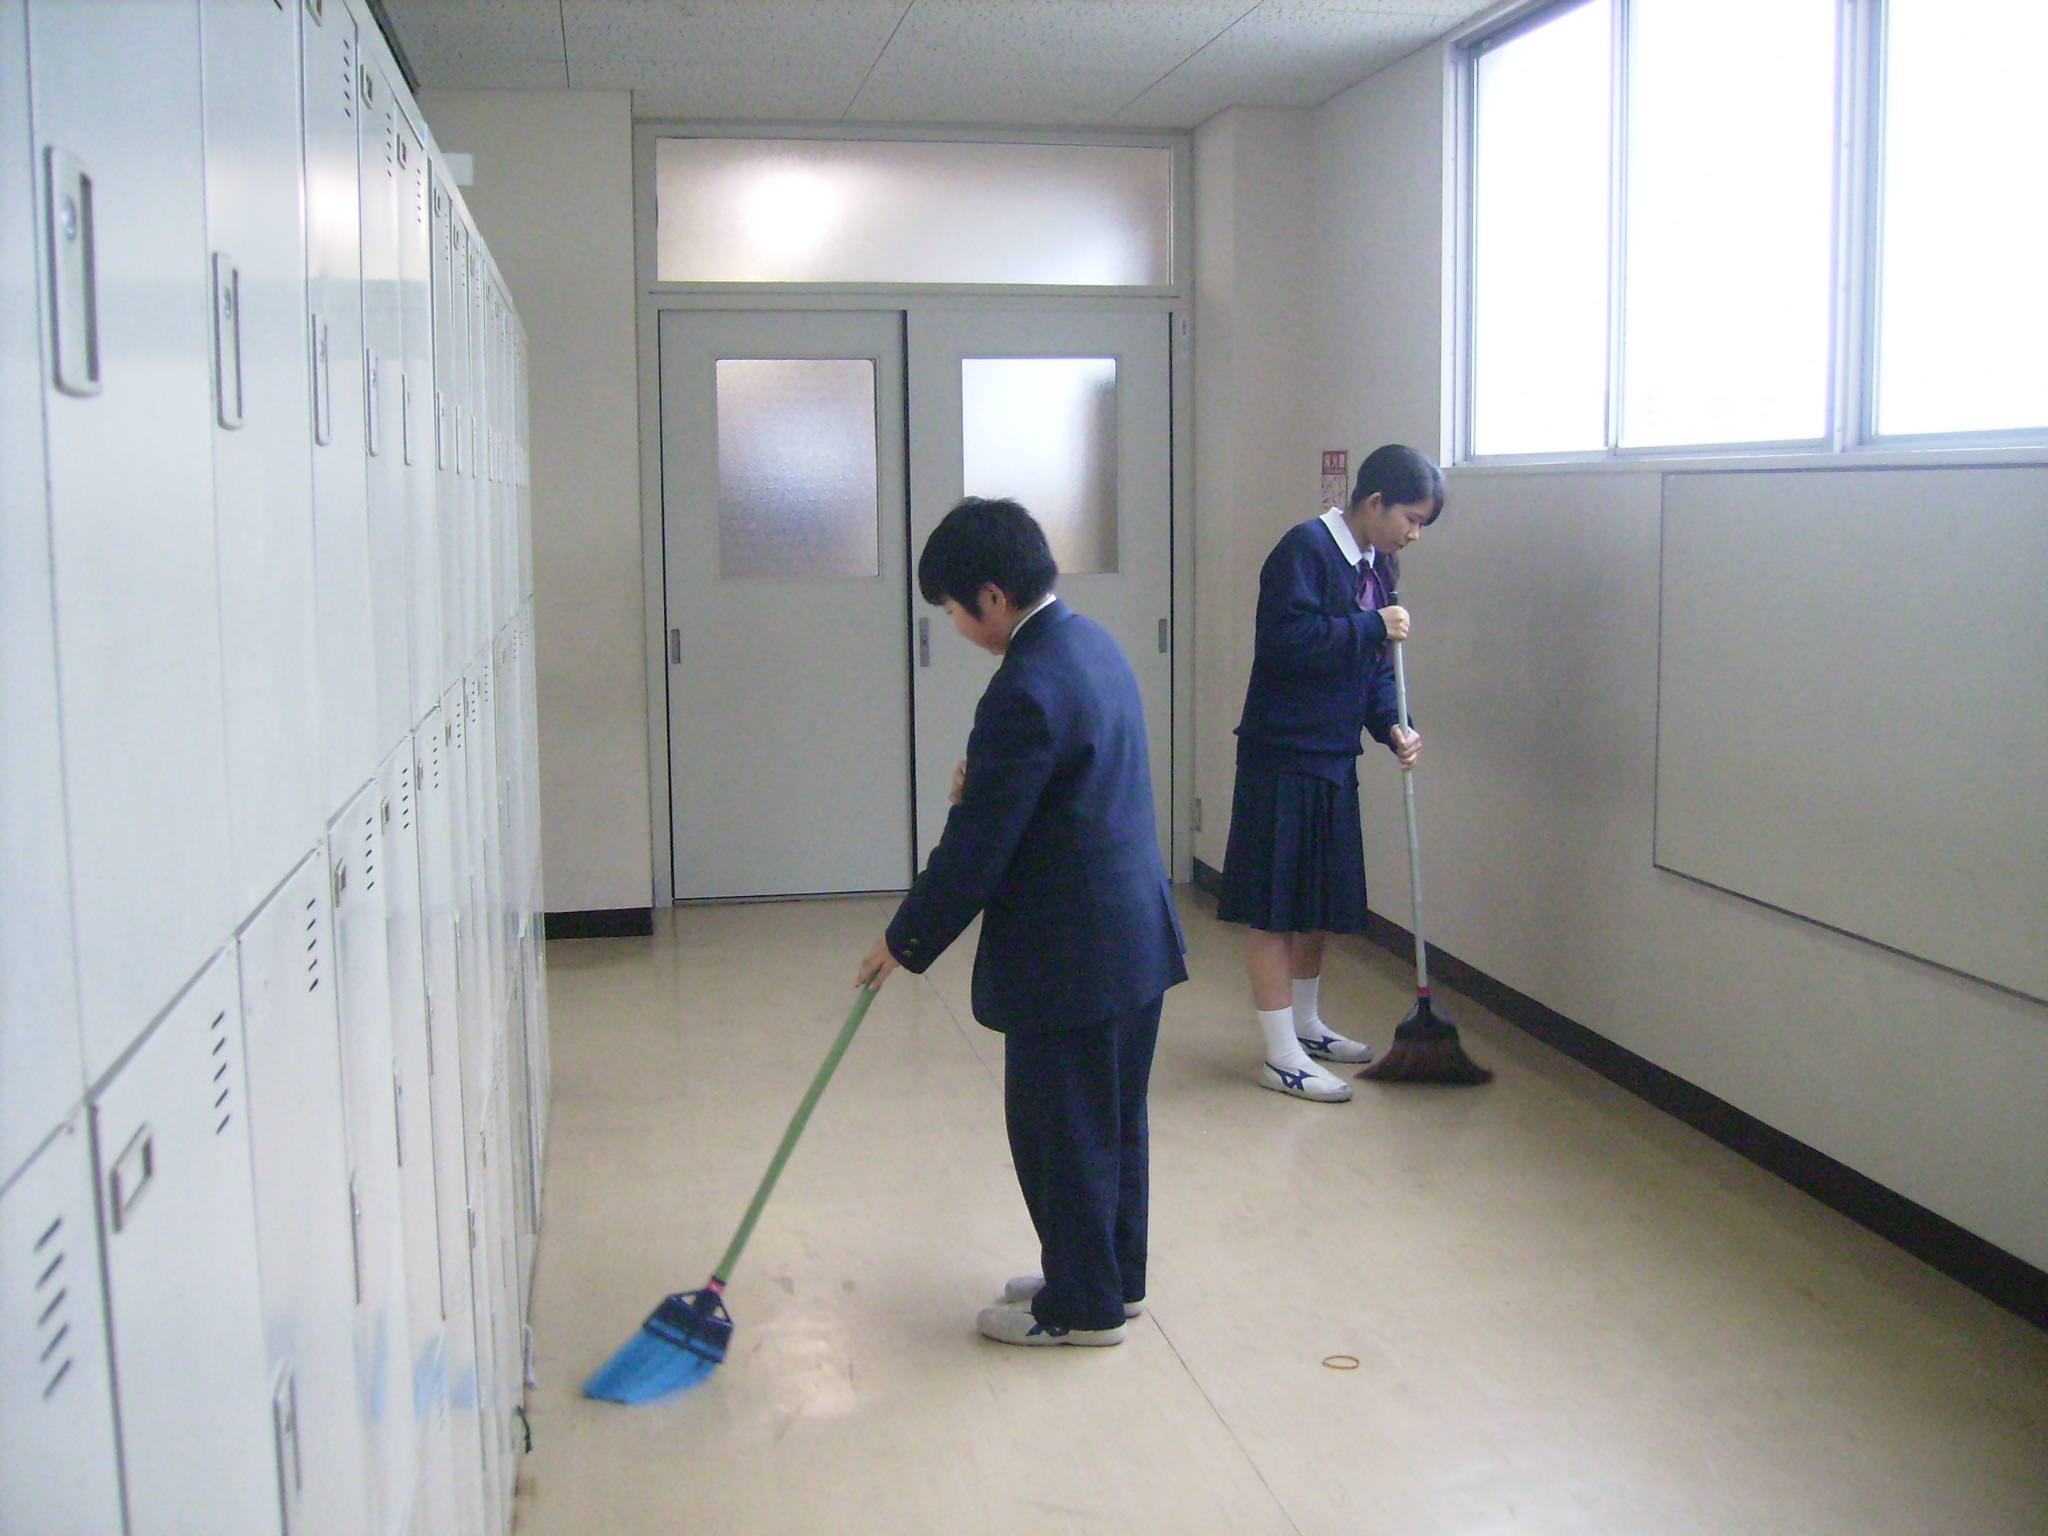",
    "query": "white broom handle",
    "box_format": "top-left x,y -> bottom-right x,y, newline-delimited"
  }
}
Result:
1389,633 -> 1429,994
